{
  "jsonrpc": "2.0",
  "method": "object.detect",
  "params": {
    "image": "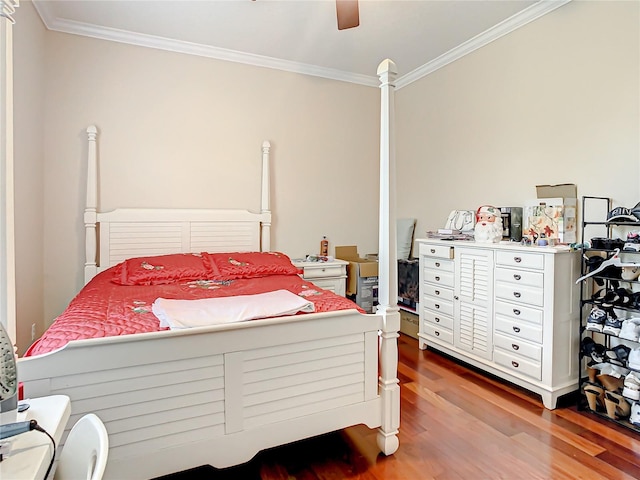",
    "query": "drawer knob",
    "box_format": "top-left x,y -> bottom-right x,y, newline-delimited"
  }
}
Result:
435,331 -> 440,336
435,276 -> 440,281
435,290 -> 440,296
513,326 -> 521,333
513,274 -> 521,281
512,344 -> 520,351
430,249 -> 436,254
513,292 -> 521,298
512,361 -> 519,368
435,262 -> 441,267
513,309 -> 521,315
435,304 -> 440,309
435,317 -> 440,323
514,256 -> 522,263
